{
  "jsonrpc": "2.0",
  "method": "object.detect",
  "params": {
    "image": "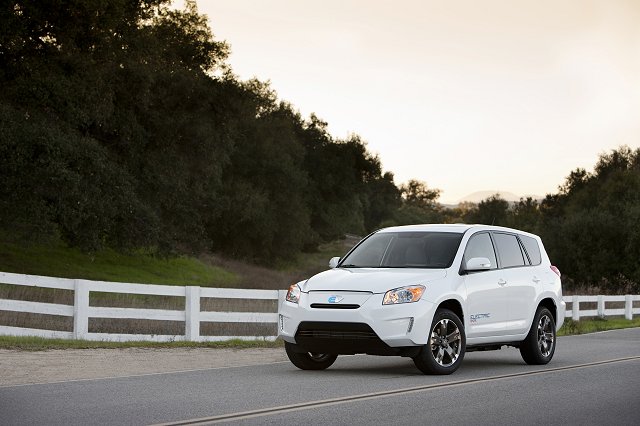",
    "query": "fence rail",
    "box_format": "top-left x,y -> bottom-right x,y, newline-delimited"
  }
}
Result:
0,271 -> 638,342
564,294 -> 640,321
0,271 -> 285,342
